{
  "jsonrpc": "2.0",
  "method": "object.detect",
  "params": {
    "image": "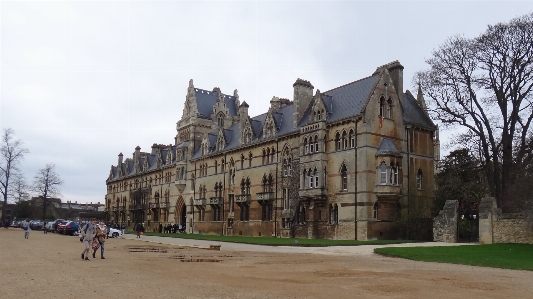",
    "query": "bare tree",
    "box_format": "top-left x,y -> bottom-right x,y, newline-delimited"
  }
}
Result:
33,164 -> 63,220
0,128 -> 29,223
11,173 -> 30,203
416,13 -> 533,209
